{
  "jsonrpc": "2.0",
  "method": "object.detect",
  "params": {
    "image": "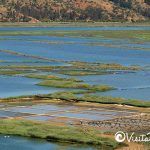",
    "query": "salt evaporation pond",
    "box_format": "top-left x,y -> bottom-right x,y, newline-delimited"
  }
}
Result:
1,103 -> 135,122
